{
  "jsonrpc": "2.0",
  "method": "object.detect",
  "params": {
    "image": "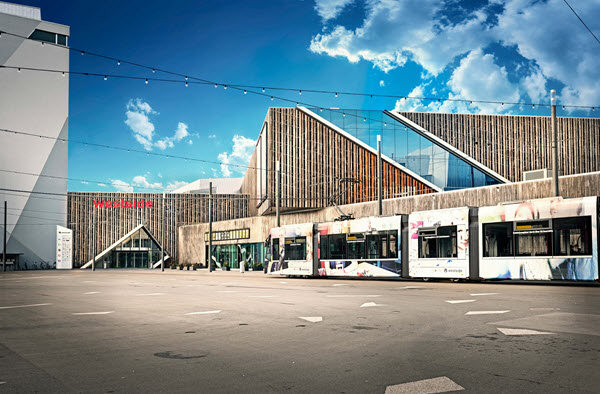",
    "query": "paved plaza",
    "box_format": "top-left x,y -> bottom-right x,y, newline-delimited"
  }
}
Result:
0,270 -> 599,393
